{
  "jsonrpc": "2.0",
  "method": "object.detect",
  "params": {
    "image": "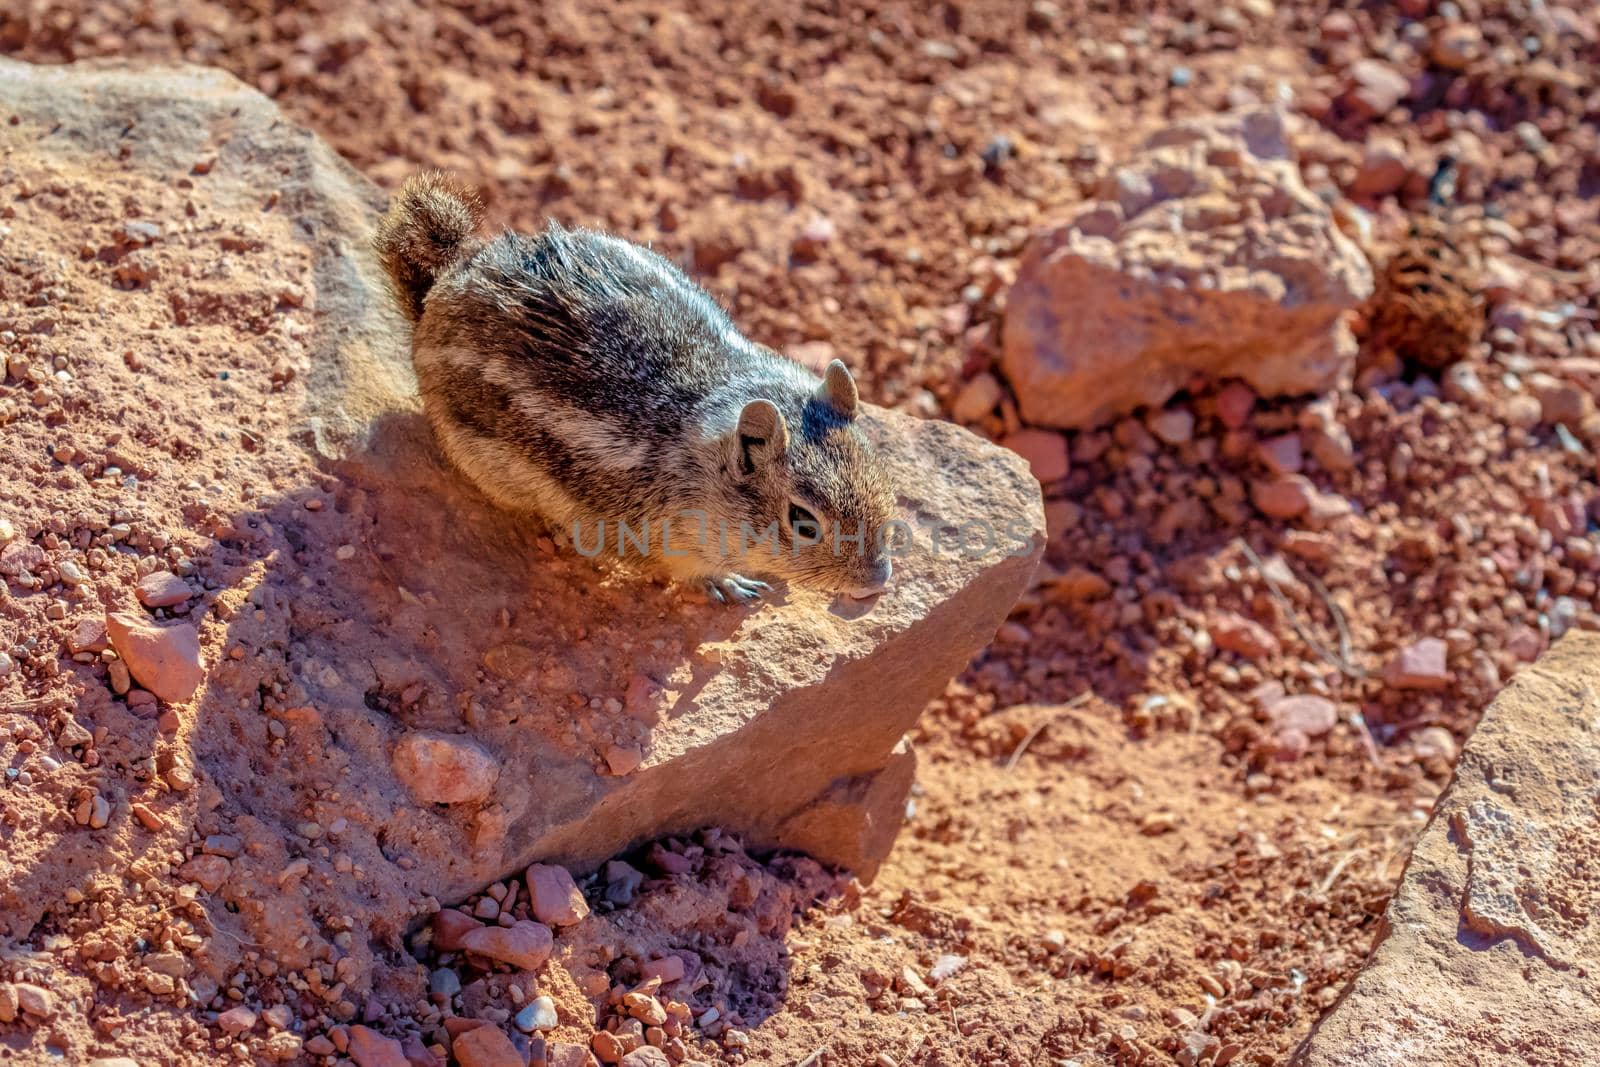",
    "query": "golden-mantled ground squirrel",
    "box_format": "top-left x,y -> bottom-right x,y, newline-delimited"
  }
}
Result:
374,173 -> 896,602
